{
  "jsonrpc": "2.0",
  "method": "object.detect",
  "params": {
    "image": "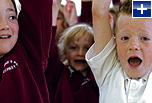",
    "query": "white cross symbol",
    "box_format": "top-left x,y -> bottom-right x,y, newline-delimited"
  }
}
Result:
137,4 -> 147,14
